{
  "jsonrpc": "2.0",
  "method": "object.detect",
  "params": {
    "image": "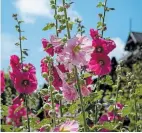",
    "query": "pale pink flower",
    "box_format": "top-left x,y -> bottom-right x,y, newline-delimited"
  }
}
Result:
53,120 -> 79,132
57,35 -> 92,70
61,82 -> 78,101
81,86 -> 91,97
